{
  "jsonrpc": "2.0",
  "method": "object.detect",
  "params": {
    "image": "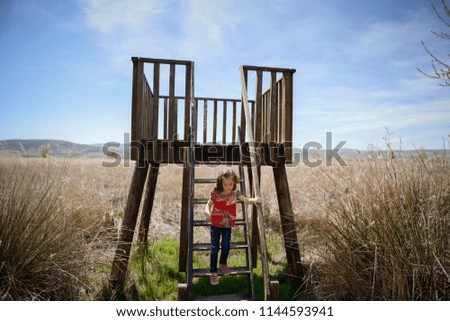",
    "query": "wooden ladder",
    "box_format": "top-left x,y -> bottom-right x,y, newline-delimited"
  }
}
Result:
180,142 -> 255,301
